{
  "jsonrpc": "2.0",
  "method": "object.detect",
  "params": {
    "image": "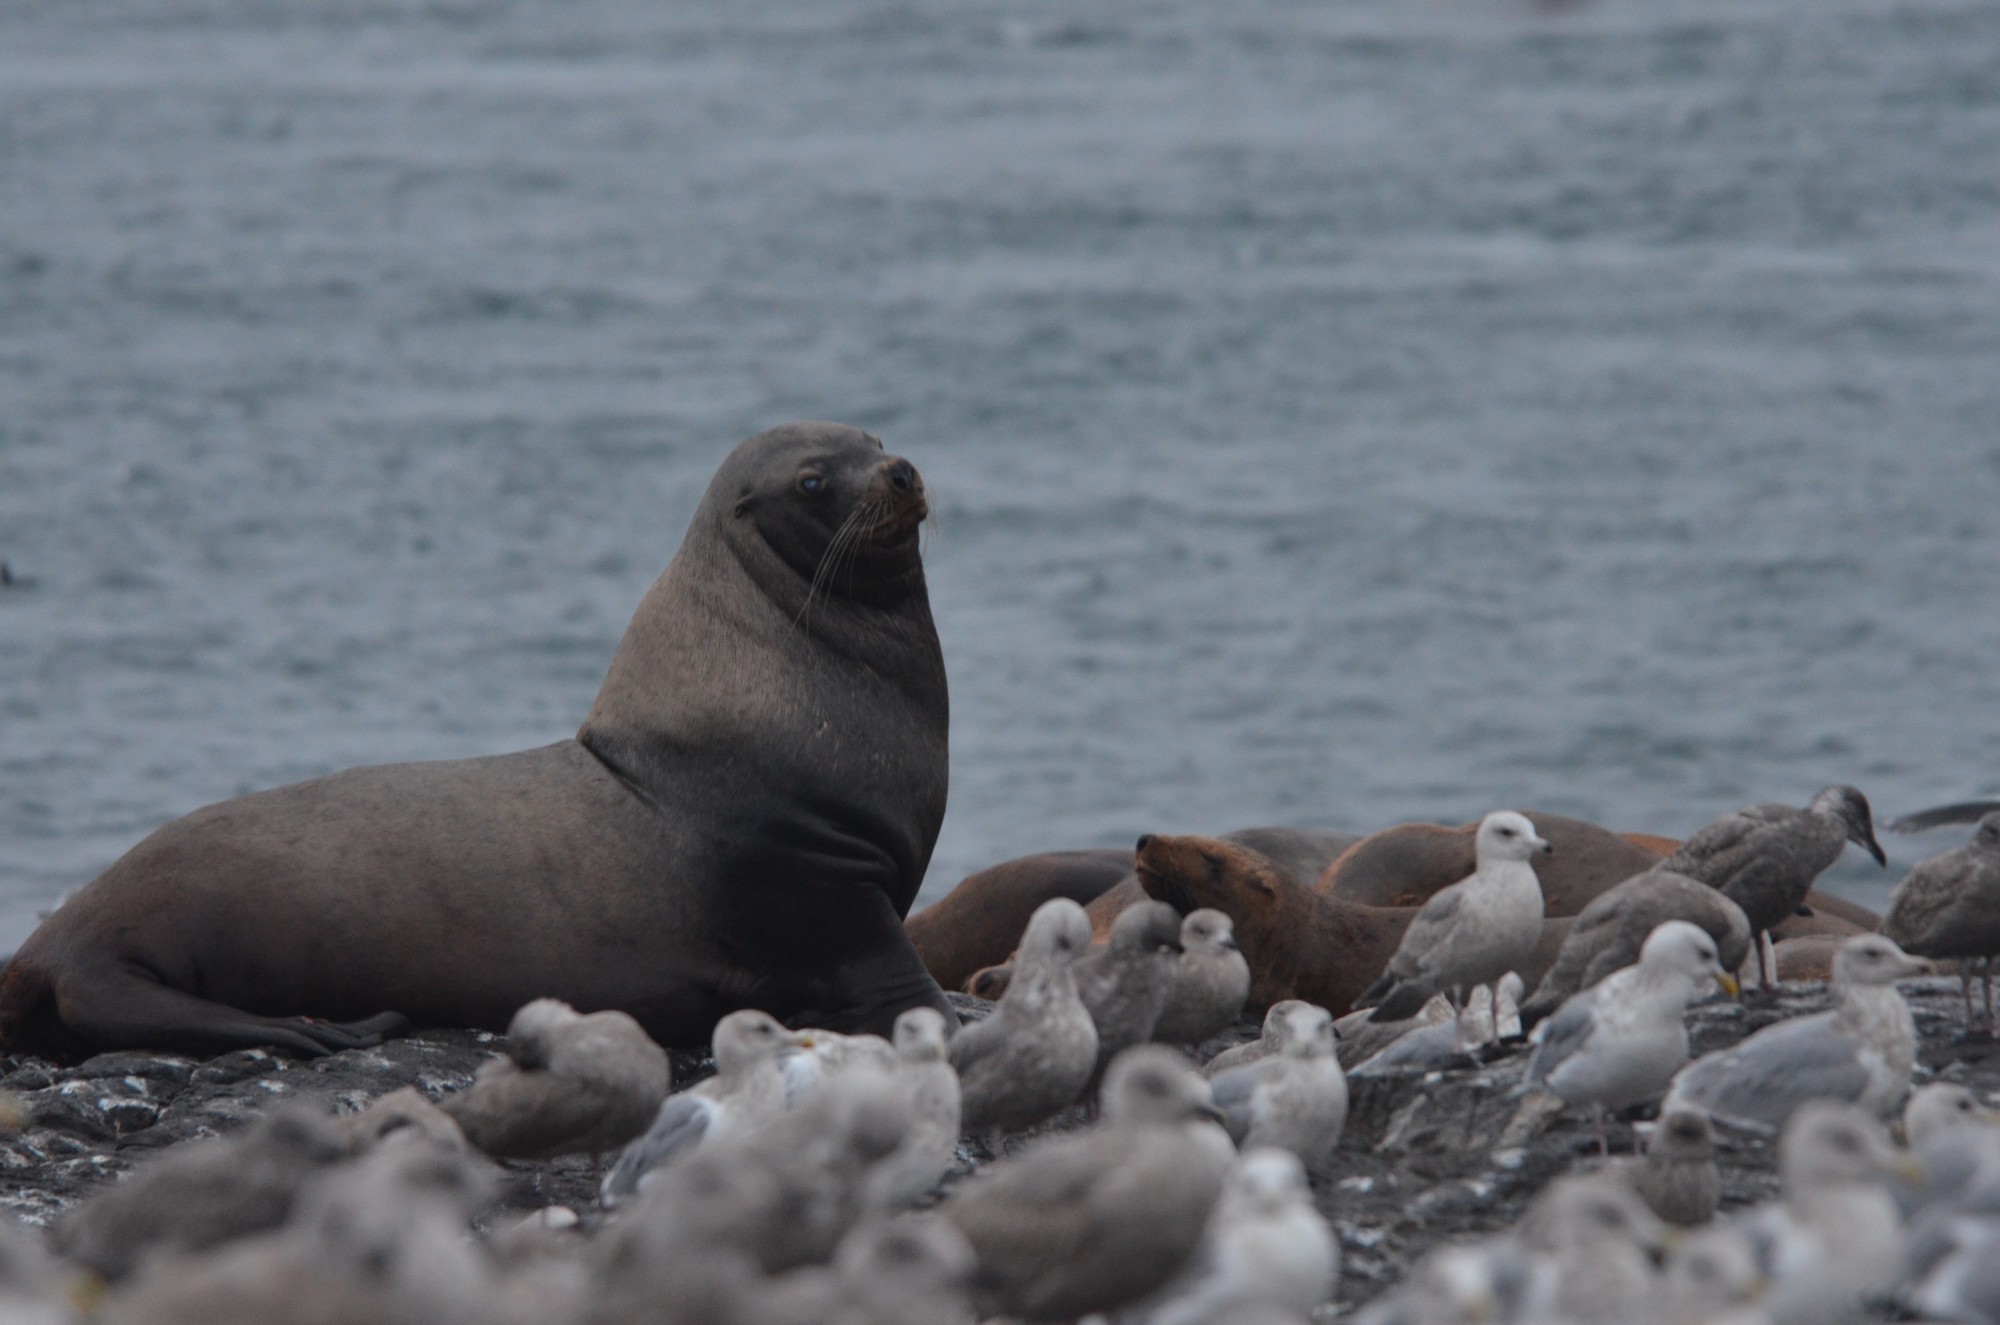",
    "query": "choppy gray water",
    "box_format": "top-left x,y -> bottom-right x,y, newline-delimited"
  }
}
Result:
4,0 -> 2000,949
